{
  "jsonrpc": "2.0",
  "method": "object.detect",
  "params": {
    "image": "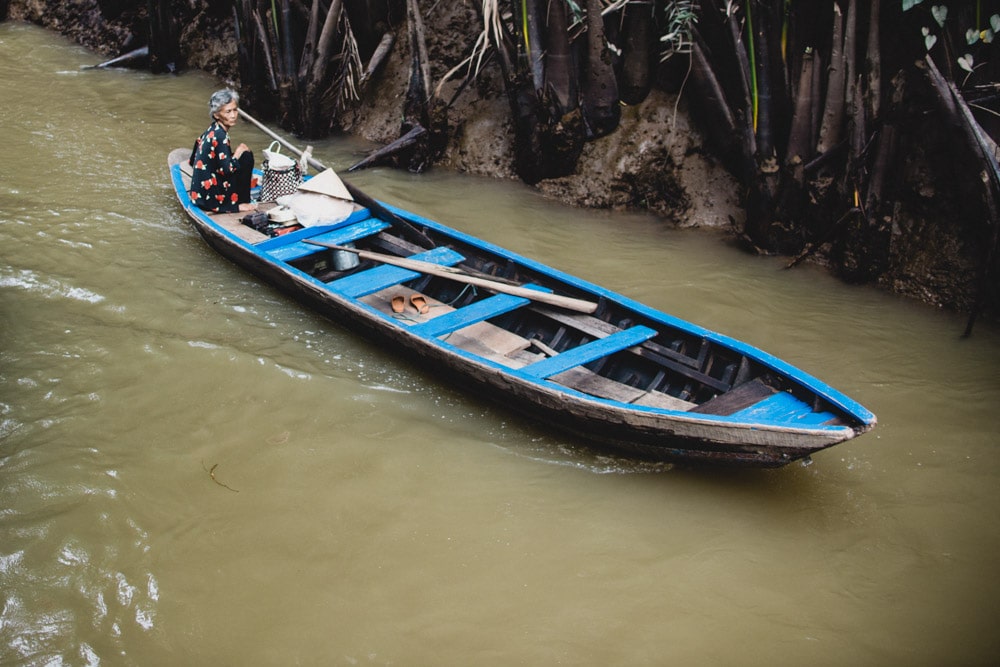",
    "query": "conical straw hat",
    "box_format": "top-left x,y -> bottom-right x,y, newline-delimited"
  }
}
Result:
297,168 -> 354,201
